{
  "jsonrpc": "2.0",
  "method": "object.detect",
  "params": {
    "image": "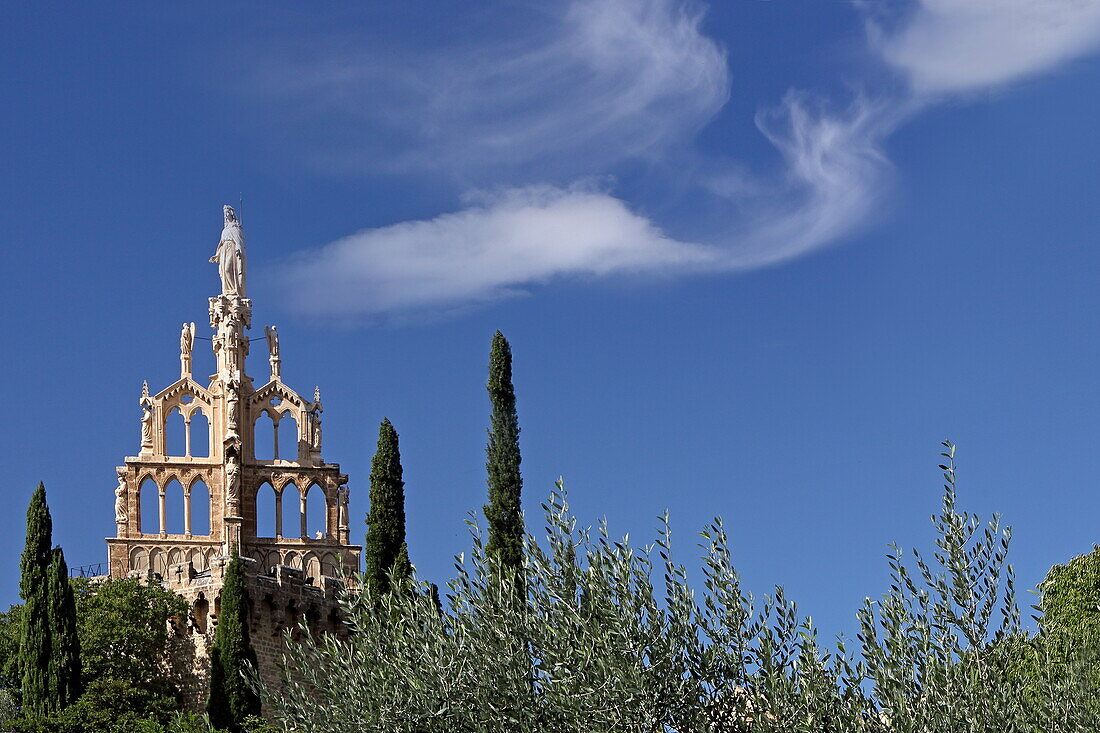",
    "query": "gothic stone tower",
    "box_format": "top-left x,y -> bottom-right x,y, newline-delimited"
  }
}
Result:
106,206 -> 361,709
